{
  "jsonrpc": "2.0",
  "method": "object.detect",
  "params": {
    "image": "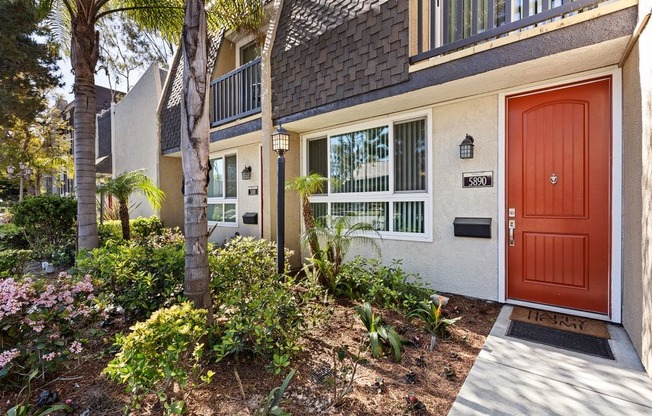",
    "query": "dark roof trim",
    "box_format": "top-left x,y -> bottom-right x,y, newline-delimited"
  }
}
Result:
210,118 -> 262,143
